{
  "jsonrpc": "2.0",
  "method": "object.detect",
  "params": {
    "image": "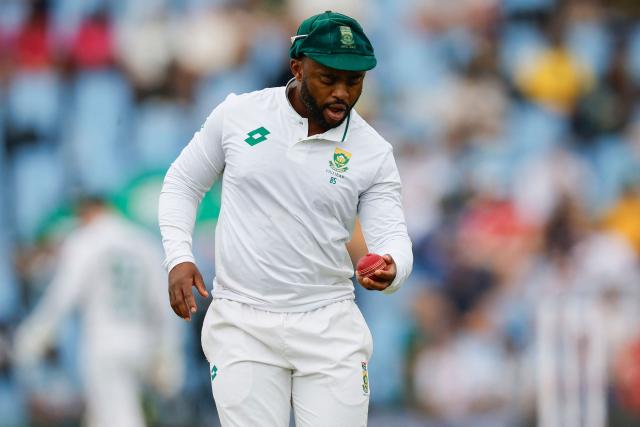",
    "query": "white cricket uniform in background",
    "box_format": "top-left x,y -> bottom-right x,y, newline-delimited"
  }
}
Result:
15,213 -> 182,427
158,81 -> 413,426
